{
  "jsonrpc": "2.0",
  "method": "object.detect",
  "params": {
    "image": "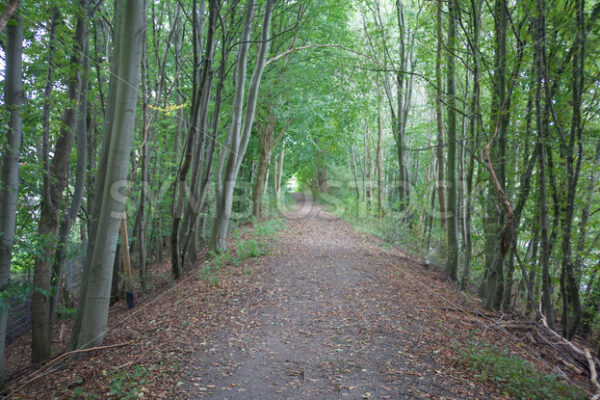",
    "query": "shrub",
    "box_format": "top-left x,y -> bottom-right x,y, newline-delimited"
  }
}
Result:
458,342 -> 585,399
